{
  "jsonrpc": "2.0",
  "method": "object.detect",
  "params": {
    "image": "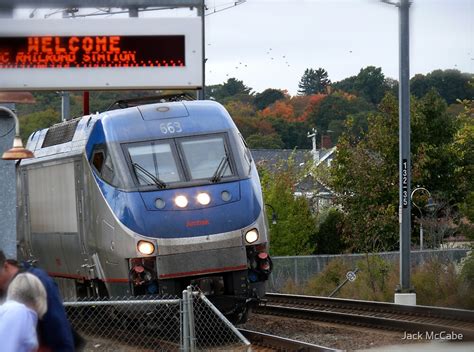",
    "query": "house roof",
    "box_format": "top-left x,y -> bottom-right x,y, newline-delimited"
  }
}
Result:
250,149 -> 312,172
250,148 -> 335,195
